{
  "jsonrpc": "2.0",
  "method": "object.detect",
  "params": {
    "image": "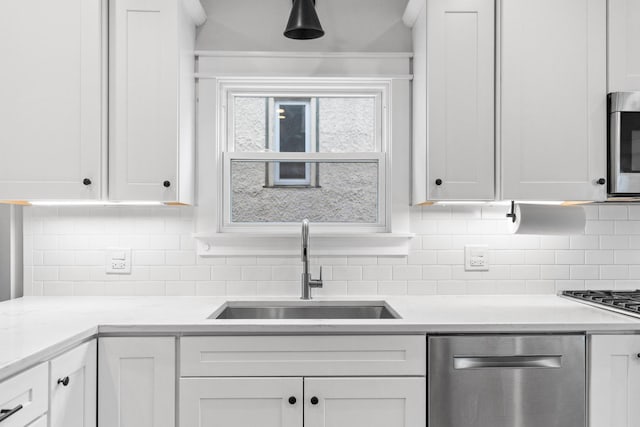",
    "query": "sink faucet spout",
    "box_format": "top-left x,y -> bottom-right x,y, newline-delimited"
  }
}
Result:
301,219 -> 323,300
